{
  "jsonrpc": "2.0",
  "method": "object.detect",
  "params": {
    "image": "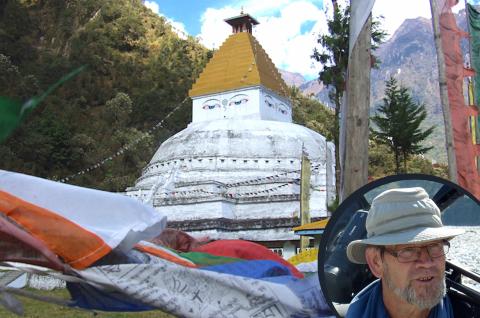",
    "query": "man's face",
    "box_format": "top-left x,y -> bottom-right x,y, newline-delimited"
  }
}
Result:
379,241 -> 446,310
